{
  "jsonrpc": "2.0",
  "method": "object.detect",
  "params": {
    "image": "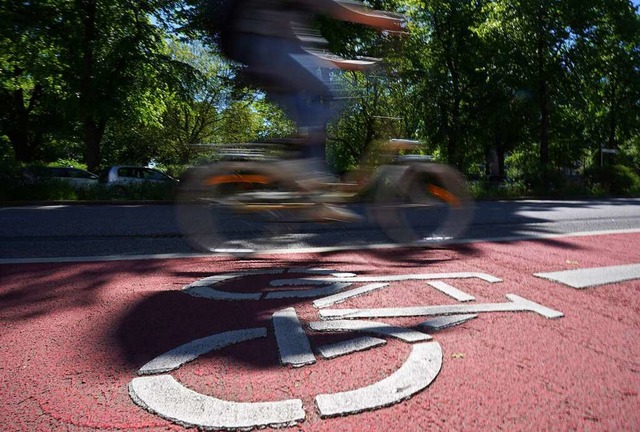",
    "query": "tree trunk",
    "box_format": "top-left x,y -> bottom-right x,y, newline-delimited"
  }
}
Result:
608,85 -> 617,151
84,117 -> 106,172
5,73 -> 44,162
537,17 -> 550,191
79,0 -> 100,170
